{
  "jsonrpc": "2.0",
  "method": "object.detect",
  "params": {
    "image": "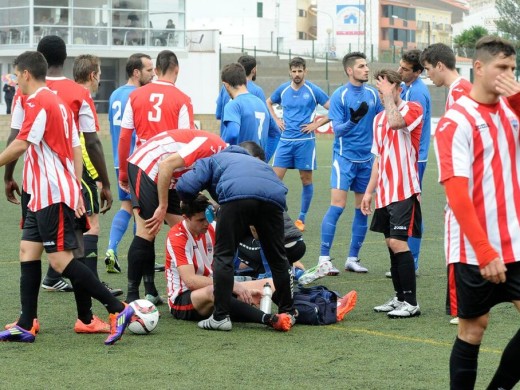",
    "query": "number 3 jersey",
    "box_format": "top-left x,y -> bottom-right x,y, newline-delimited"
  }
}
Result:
120,80 -> 195,146
16,87 -> 81,212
